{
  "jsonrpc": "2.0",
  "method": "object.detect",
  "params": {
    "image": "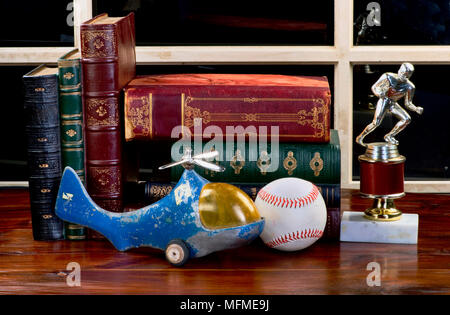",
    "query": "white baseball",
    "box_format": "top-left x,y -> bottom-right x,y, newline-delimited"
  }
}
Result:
255,177 -> 327,251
